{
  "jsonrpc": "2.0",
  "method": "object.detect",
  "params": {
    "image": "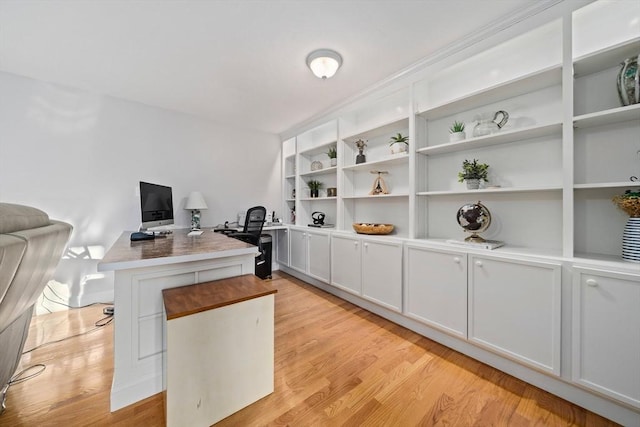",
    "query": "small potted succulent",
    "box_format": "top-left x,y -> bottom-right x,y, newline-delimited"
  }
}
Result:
389,133 -> 409,154
307,180 -> 323,198
327,146 -> 337,167
449,121 -> 466,142
458,159 -> 489,189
